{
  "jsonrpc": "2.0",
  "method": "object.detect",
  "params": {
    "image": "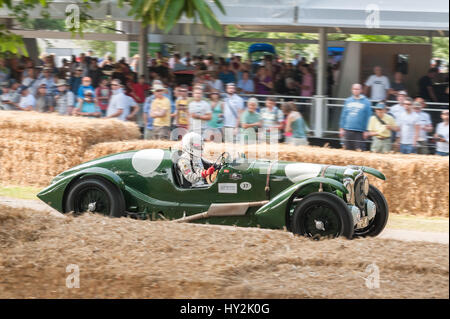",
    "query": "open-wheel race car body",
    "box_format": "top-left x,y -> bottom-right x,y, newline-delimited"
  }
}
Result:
37,148 -> 389,239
